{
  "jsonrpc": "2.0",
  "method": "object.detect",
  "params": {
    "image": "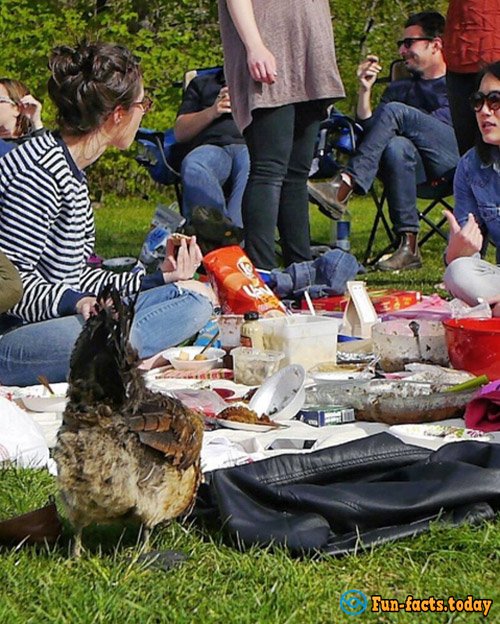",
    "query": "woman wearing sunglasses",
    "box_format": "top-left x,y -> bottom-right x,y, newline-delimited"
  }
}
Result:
0,78 -> 44,157
444,61 -> 500,314
0,41 -> 213,386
